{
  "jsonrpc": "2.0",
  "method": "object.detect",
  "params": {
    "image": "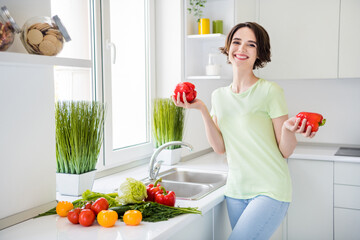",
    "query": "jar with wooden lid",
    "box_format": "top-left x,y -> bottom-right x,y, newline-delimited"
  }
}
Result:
20,15 -> 71,56
0,6 -> 21,51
